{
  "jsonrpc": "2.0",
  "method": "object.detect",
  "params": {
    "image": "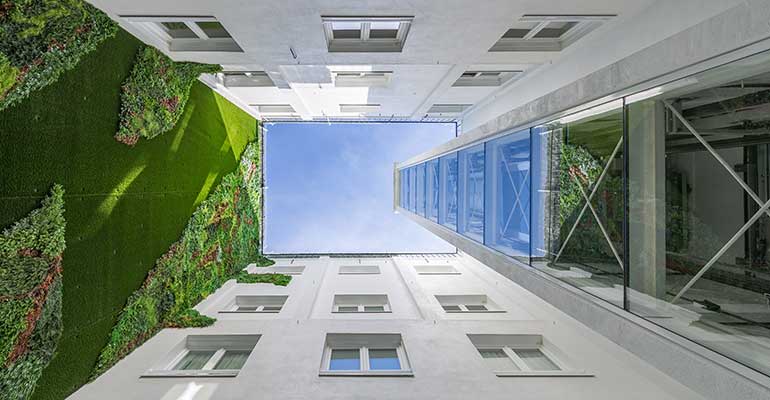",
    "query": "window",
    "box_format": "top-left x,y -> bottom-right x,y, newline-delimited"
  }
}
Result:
320,334 -> 412,376
143,335 -> 259,377
252,104 -> 297,118
415,163 -> 427,216
268,265 -> 305,275
489,15 -> 614,52
427,104 -> 472,117
334,71 -> 392,87
426,158 -> 440,222
322,16 -> 413,52
467,334 -> 590,377
484,129 -> 531,258
453,71 -> 521,87
408,166 -> 417,212
221,295 -> 288,313
121,16 -> 242,52
333,295 -> 391,313
458,144 -> 485,242
439,153 -> 459,229
339,265 -> 380,274
435,295 -> 503,313
222,71 -> 275,87
339,104 -> 381,113
414,265 -> 460,275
